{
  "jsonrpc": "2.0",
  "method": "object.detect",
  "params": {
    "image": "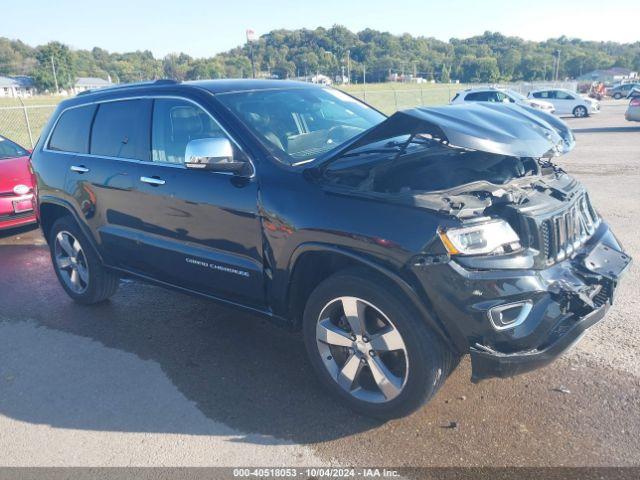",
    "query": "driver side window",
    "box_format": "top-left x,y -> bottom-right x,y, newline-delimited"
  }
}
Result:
151,98 -> 228,164
554,91 -> 574,100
